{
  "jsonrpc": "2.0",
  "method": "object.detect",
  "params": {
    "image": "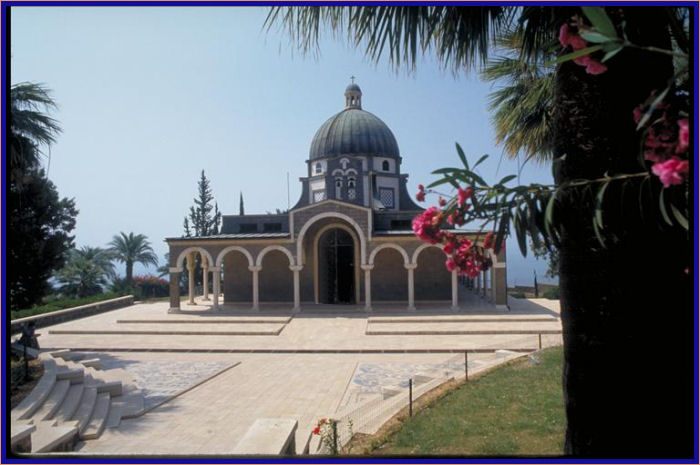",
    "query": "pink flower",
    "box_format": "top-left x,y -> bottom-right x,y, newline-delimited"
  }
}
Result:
412,207 -> 444,244
438,197 -> 446,207
677,119 -> 689,153
482,232 -> 495,250
416,191 -> 425,202
443,242 -> 454,254
652,156 -> 689,188
558,23 -> 569,47
633,106 -> 643,124
445,258 -> 456,272
457,188 -> 469,206
584,59 -> 607,75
